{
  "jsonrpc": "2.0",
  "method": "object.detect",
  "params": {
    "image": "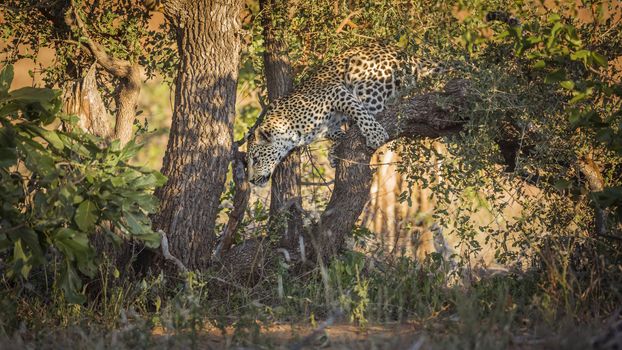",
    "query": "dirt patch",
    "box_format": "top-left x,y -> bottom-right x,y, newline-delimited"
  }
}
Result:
152,322 -> 422,349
